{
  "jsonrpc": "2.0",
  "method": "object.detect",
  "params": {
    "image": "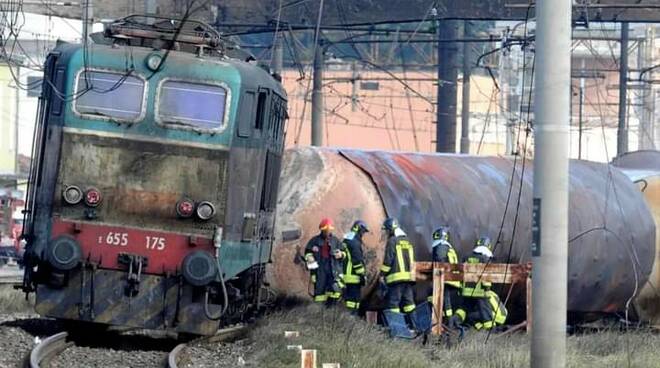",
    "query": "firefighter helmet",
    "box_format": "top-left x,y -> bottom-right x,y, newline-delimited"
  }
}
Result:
351,220 -> 370,233
475,236 -> 493,250
381,217 -> 399,232
432,226 -> 450,242
319,218 -> 335,231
